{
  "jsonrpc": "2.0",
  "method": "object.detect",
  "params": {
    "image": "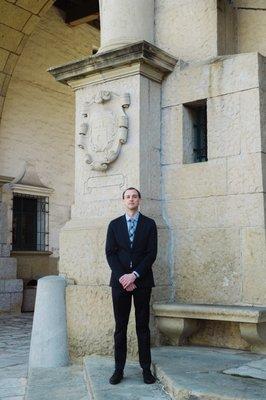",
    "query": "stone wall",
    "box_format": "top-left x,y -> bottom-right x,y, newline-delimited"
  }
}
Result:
0,5 -> 99,280
161,52 -> 266,307
236,0 -> 266,56
155,0 -> 237,61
